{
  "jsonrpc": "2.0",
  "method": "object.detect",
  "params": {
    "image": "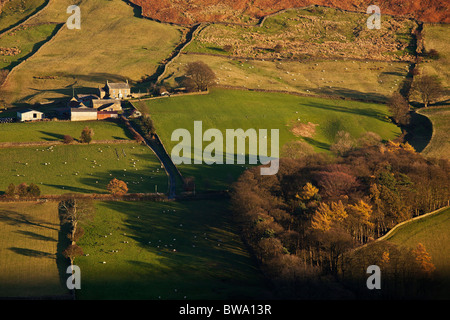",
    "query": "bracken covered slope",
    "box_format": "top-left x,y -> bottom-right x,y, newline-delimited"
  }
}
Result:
129,0 -> 449,25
